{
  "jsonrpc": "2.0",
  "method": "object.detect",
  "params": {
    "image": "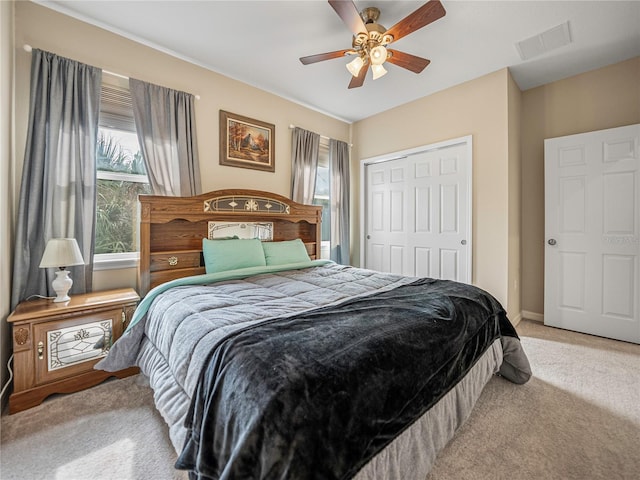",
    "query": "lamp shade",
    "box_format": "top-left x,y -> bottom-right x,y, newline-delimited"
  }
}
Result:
346,56 -> 365,77
39,238 -> 85,269
371,64 -> 388,80
369,45 -> 388,66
